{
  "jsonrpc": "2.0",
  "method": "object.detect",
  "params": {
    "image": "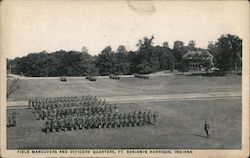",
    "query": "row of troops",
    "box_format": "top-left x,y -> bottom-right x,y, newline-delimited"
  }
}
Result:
44,110 -> 158,133
29,95 -> 104,109
34,104 -> 118,120
28,96 -> 118,120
